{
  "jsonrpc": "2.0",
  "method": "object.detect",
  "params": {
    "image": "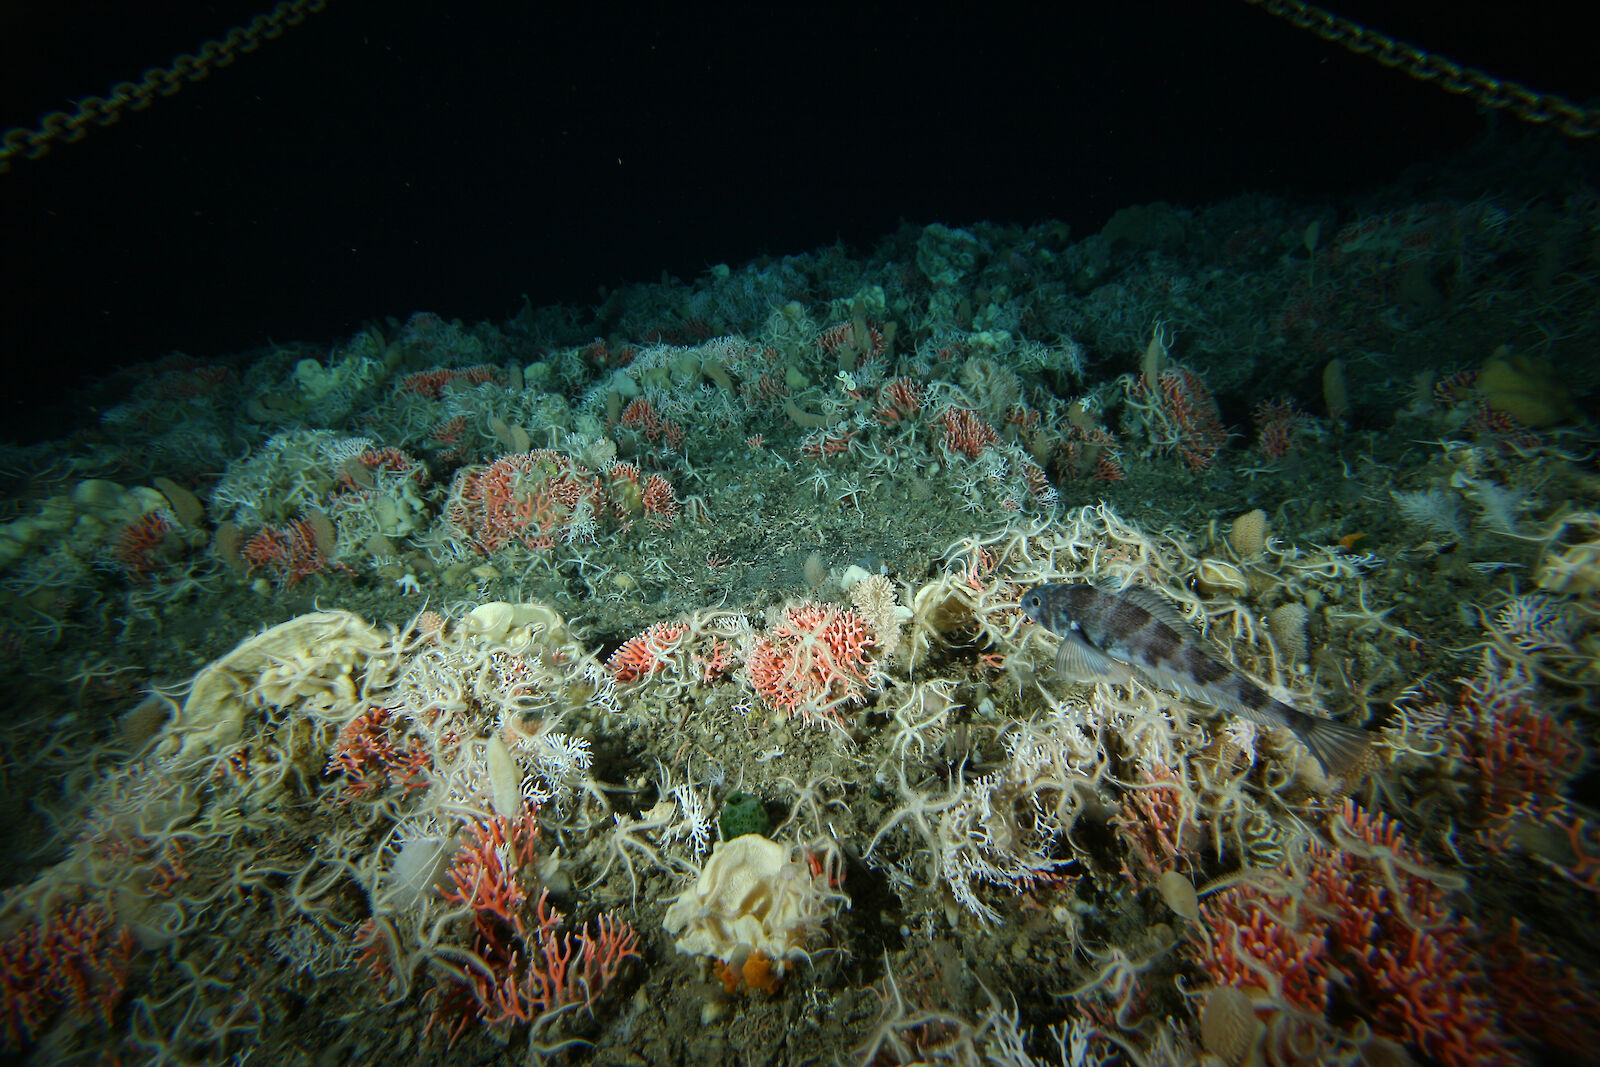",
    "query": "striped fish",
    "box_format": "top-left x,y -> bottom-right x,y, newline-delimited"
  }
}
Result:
1021,582 -> 1372,778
